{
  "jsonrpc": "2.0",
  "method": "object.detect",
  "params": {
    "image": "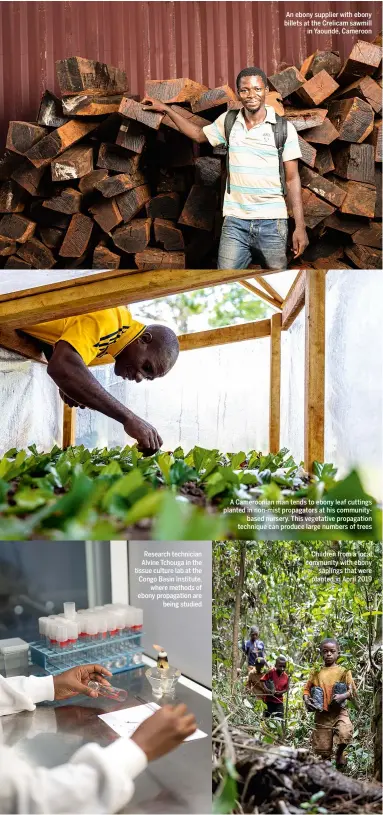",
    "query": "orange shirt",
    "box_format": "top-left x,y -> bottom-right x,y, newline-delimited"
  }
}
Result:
303,664 -> 355,711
